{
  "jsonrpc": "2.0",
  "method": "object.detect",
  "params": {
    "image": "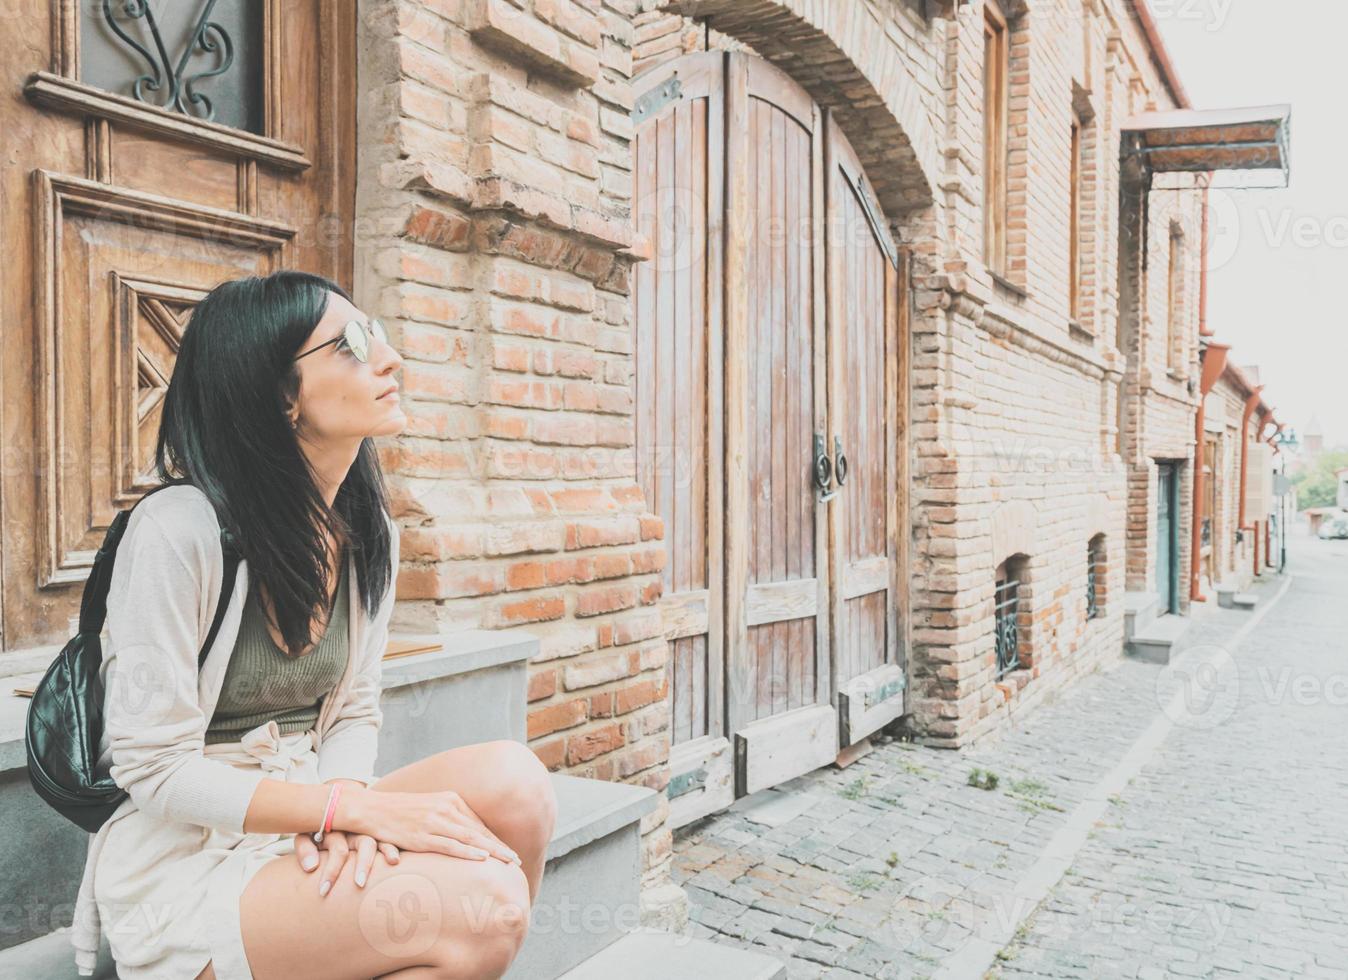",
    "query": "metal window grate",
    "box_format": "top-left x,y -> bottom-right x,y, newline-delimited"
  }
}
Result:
994,576 -> 1020,677
1086,545 -> 1100,620
82,0 -> 265,134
